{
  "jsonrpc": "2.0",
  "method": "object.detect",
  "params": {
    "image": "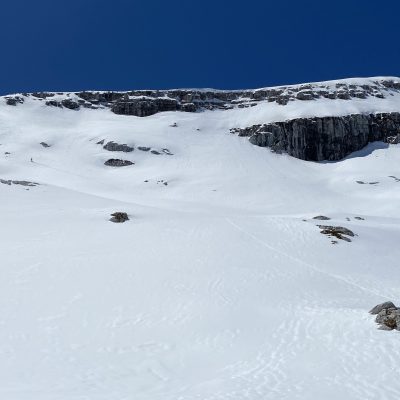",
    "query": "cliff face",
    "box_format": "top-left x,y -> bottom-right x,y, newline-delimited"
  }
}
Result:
2,77 -> 400,161
231,113 -> 400,161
